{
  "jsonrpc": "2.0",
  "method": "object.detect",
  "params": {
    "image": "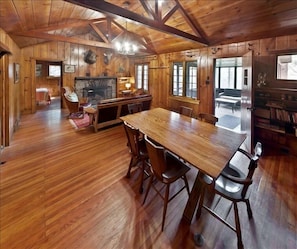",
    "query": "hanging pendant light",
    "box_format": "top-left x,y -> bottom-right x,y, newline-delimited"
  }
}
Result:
114,21 -> 138,55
